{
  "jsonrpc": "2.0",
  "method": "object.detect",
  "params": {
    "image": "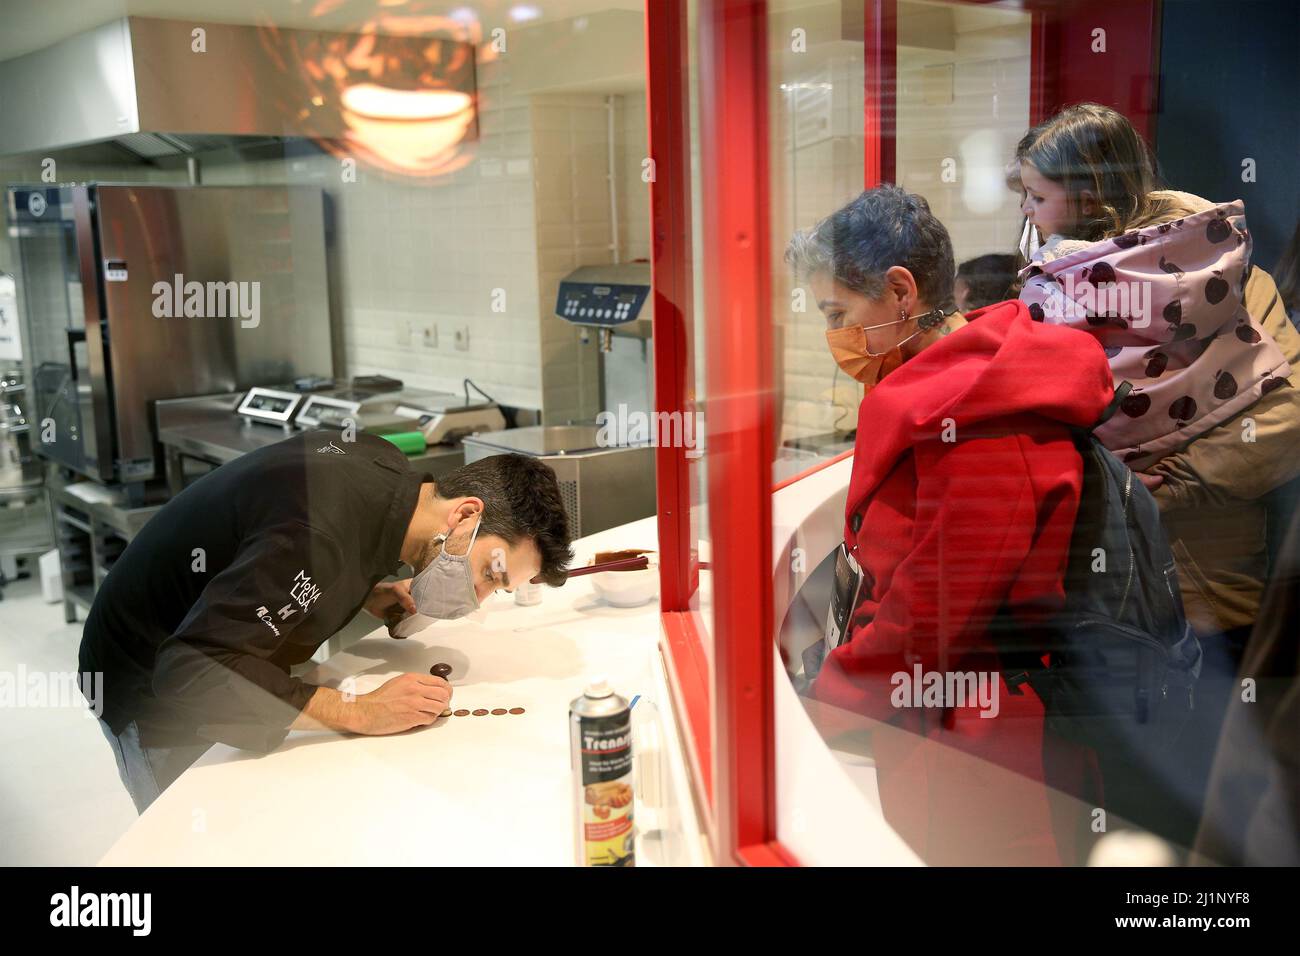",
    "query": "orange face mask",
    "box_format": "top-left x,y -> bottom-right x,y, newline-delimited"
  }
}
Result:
825,307 -> 947,387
